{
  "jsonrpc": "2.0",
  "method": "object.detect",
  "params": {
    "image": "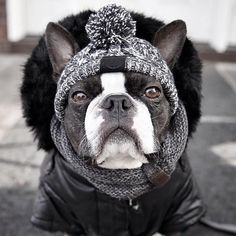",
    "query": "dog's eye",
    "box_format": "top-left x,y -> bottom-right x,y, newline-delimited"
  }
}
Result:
144,87 -> 161,99
72,91 -> 87,102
